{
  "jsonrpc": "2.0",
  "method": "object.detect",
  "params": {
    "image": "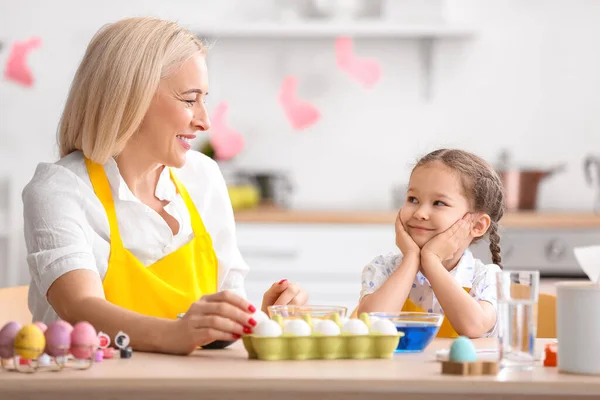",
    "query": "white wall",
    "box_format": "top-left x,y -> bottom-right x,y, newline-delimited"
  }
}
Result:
1,0 -> 599,285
